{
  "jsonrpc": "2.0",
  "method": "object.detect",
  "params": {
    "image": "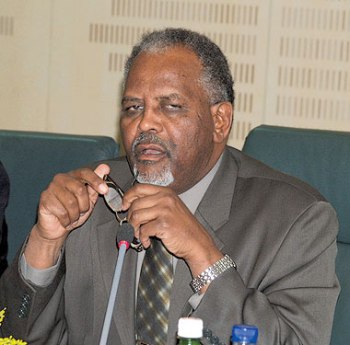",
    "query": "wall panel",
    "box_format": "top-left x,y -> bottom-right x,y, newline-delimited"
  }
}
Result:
265,0 -> 350,132
0,0 -> 349,150
0,1 -> 51,131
